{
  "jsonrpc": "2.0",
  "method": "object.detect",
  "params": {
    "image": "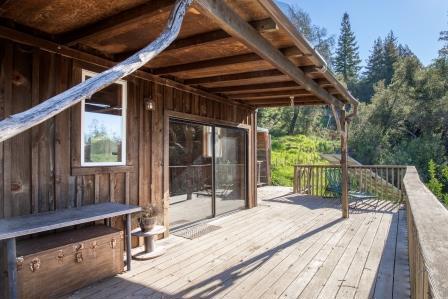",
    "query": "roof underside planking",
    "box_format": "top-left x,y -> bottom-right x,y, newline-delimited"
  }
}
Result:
0,0 -> 358,109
